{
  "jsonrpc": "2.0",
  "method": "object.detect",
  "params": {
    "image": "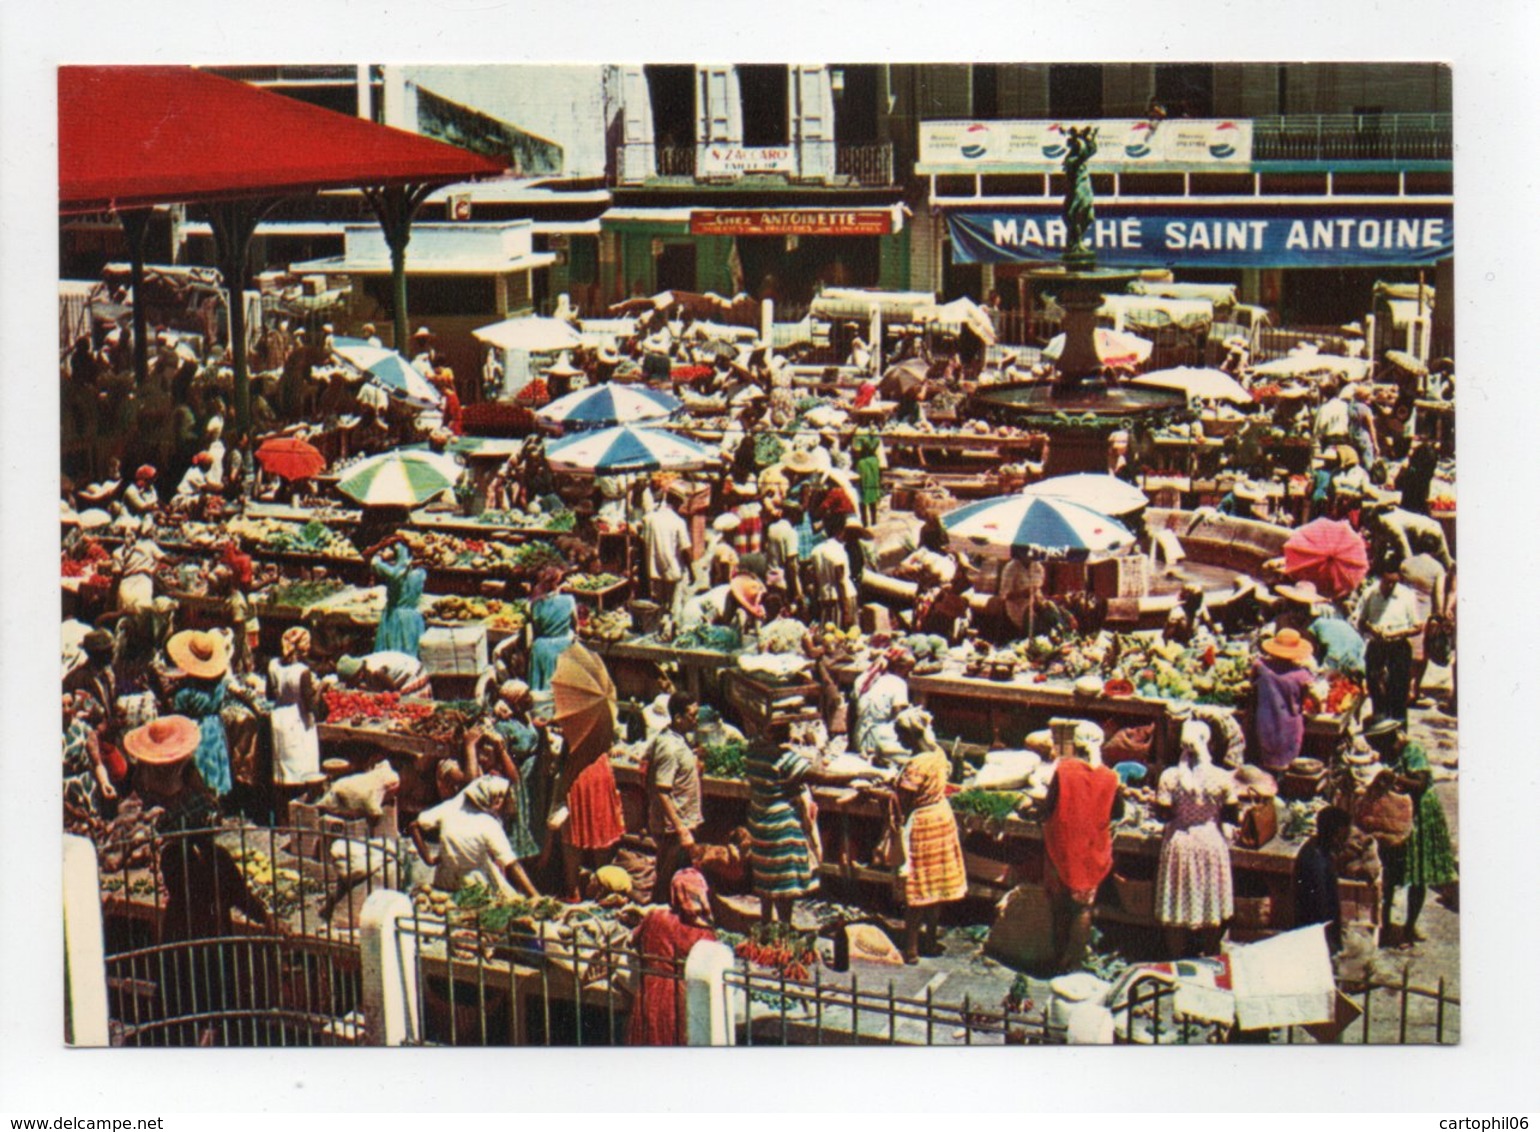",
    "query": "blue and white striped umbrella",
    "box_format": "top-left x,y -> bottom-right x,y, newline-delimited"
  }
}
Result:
332,338 -> 442,408
942,494 -> 1135,558
536,383 -> 682,429
545,425 -> 718,474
